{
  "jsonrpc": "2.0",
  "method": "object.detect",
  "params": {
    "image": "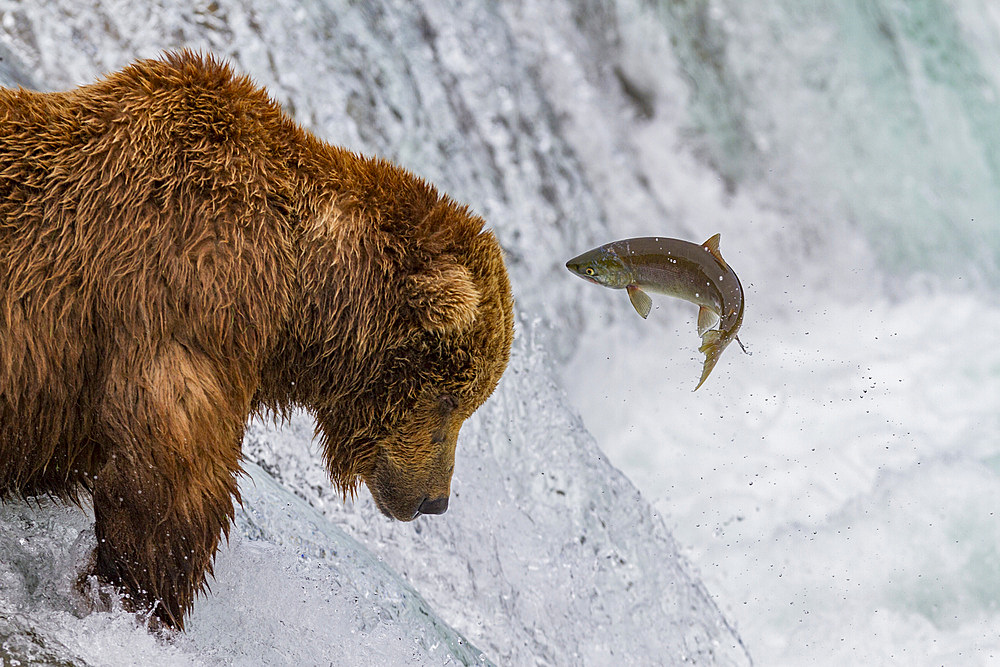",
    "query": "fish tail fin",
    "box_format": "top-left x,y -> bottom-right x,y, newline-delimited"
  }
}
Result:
695,330 -> 726,391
